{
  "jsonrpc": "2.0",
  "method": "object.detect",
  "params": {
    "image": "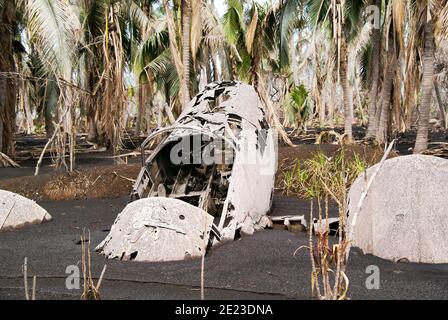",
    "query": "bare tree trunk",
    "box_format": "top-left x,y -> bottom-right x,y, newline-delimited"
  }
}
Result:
204,46 -> 212,84
81,53 -> 97,142
376,34 -> 396,144
328,83 -> 336,128
181,0 -> 192,110
144,82 -> 154,131
0,2 -> 16,157
135,82 -> 144,135
211,52 -> 219,82
21,79 -> 34,134
319,85 -> 326,126
339,39 -> 353,142
434,77 -> 446,130
290,32 -> 299,86
365,0 -> 381,139
414,19 -> 435,153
